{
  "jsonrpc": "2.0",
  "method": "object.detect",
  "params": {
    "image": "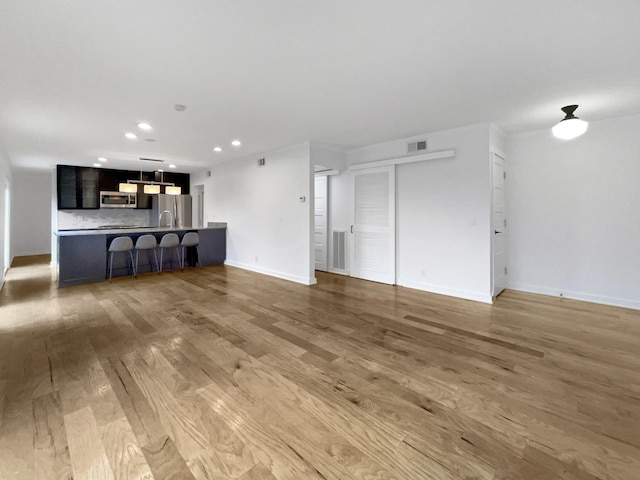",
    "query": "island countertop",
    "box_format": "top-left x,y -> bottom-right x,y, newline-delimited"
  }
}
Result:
56,225 -> 227,287
55,223 -> 227,236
